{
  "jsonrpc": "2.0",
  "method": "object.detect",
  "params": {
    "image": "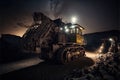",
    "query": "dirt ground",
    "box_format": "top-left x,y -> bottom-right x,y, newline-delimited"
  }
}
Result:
0,56 -> 94,80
